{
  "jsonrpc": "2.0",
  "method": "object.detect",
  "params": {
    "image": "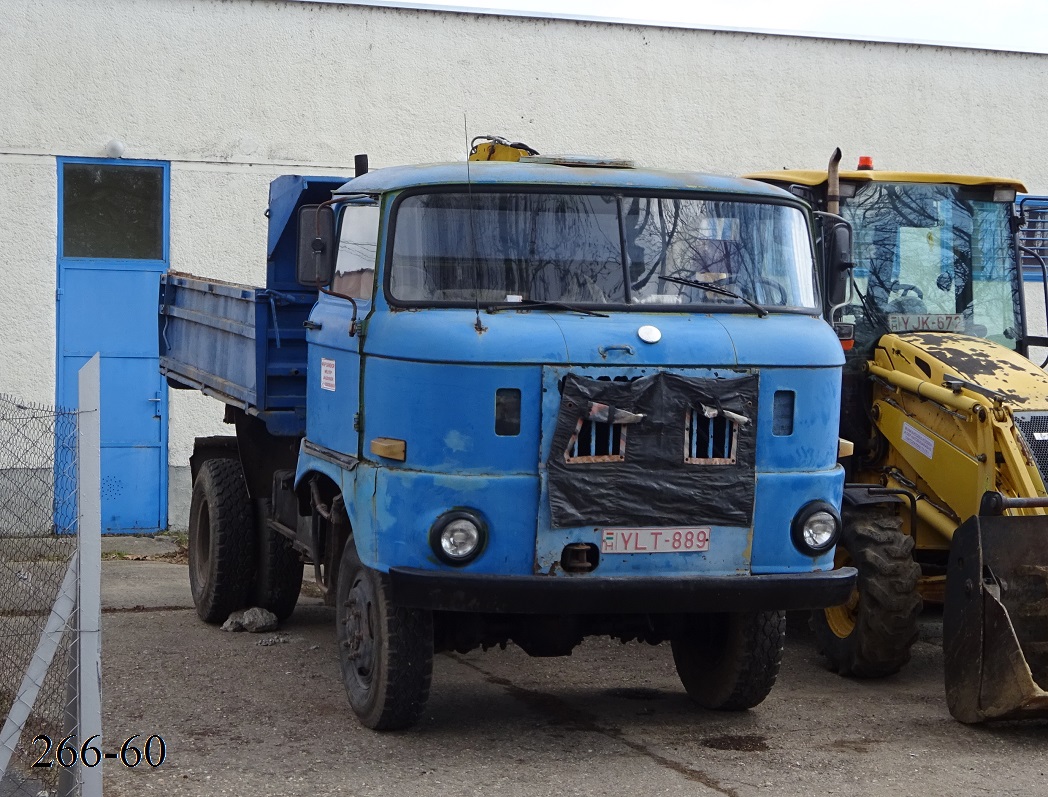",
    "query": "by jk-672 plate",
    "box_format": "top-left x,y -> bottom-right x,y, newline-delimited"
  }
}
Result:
600,527 -> 711,553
